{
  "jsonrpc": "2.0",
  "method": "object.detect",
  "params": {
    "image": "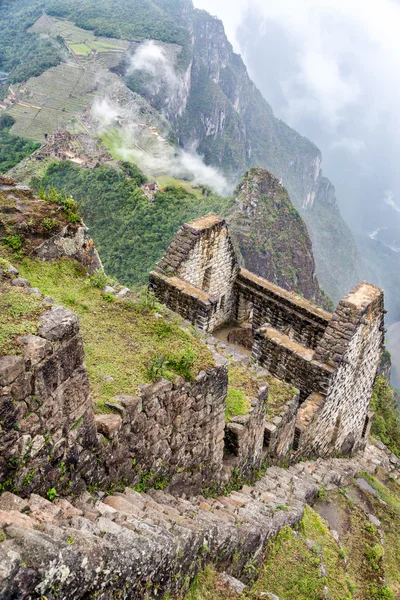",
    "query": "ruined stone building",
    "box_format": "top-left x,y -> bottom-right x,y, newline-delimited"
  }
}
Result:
150,214 -> 385,459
